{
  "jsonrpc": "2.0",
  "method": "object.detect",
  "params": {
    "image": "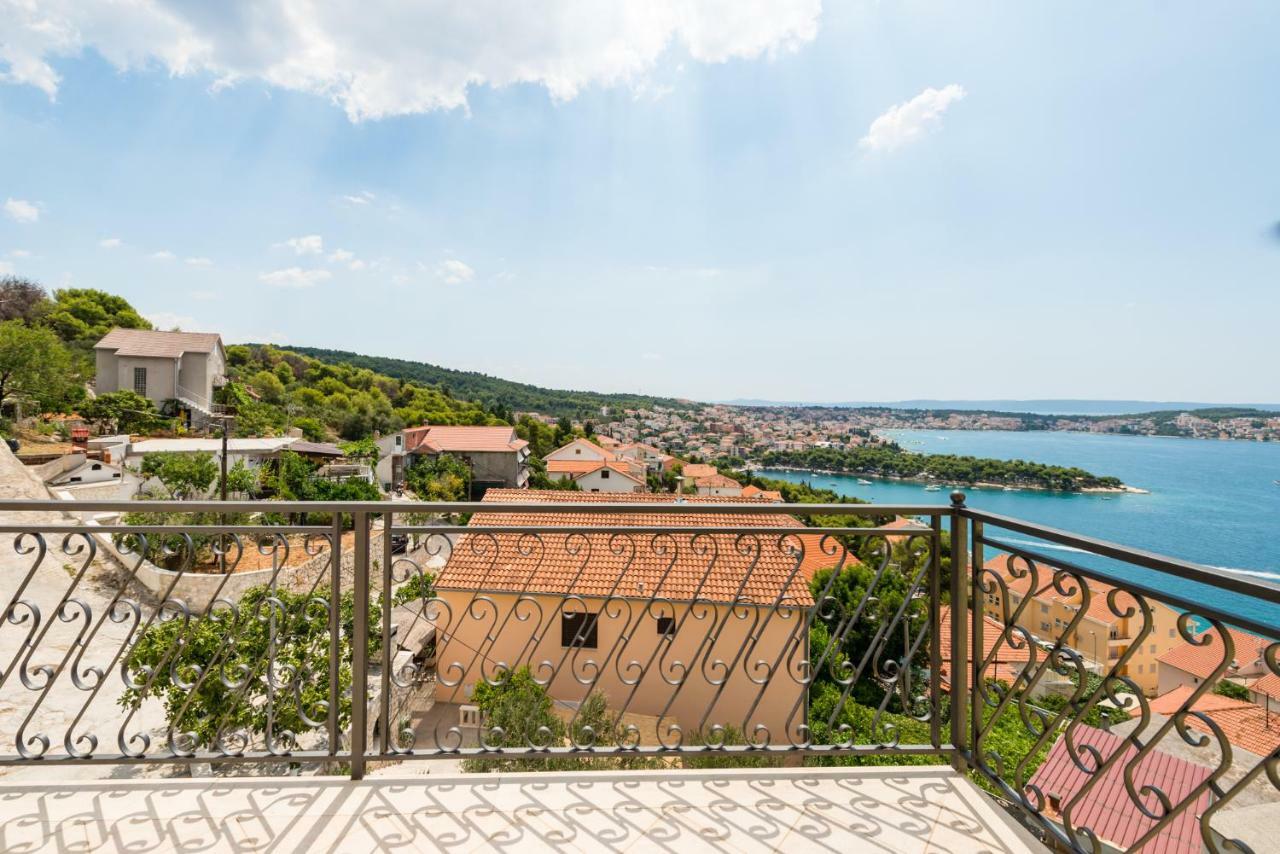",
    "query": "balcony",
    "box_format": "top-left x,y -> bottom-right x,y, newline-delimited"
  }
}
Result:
0,493 -> 1275,853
